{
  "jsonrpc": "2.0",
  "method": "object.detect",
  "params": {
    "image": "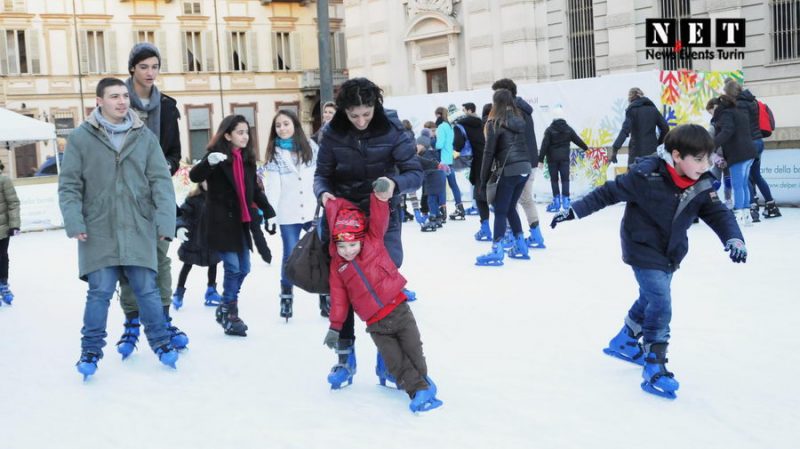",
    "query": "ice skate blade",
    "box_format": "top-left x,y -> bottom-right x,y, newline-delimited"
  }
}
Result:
329,377 -> 353,390
507,253 -> 530,260
410,398 -> 444,413
378,376 -> 402,390
475,259 -> 503,266
641,381 -> 677,400
602,347 -> 645,366
474,236 -> 492,242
